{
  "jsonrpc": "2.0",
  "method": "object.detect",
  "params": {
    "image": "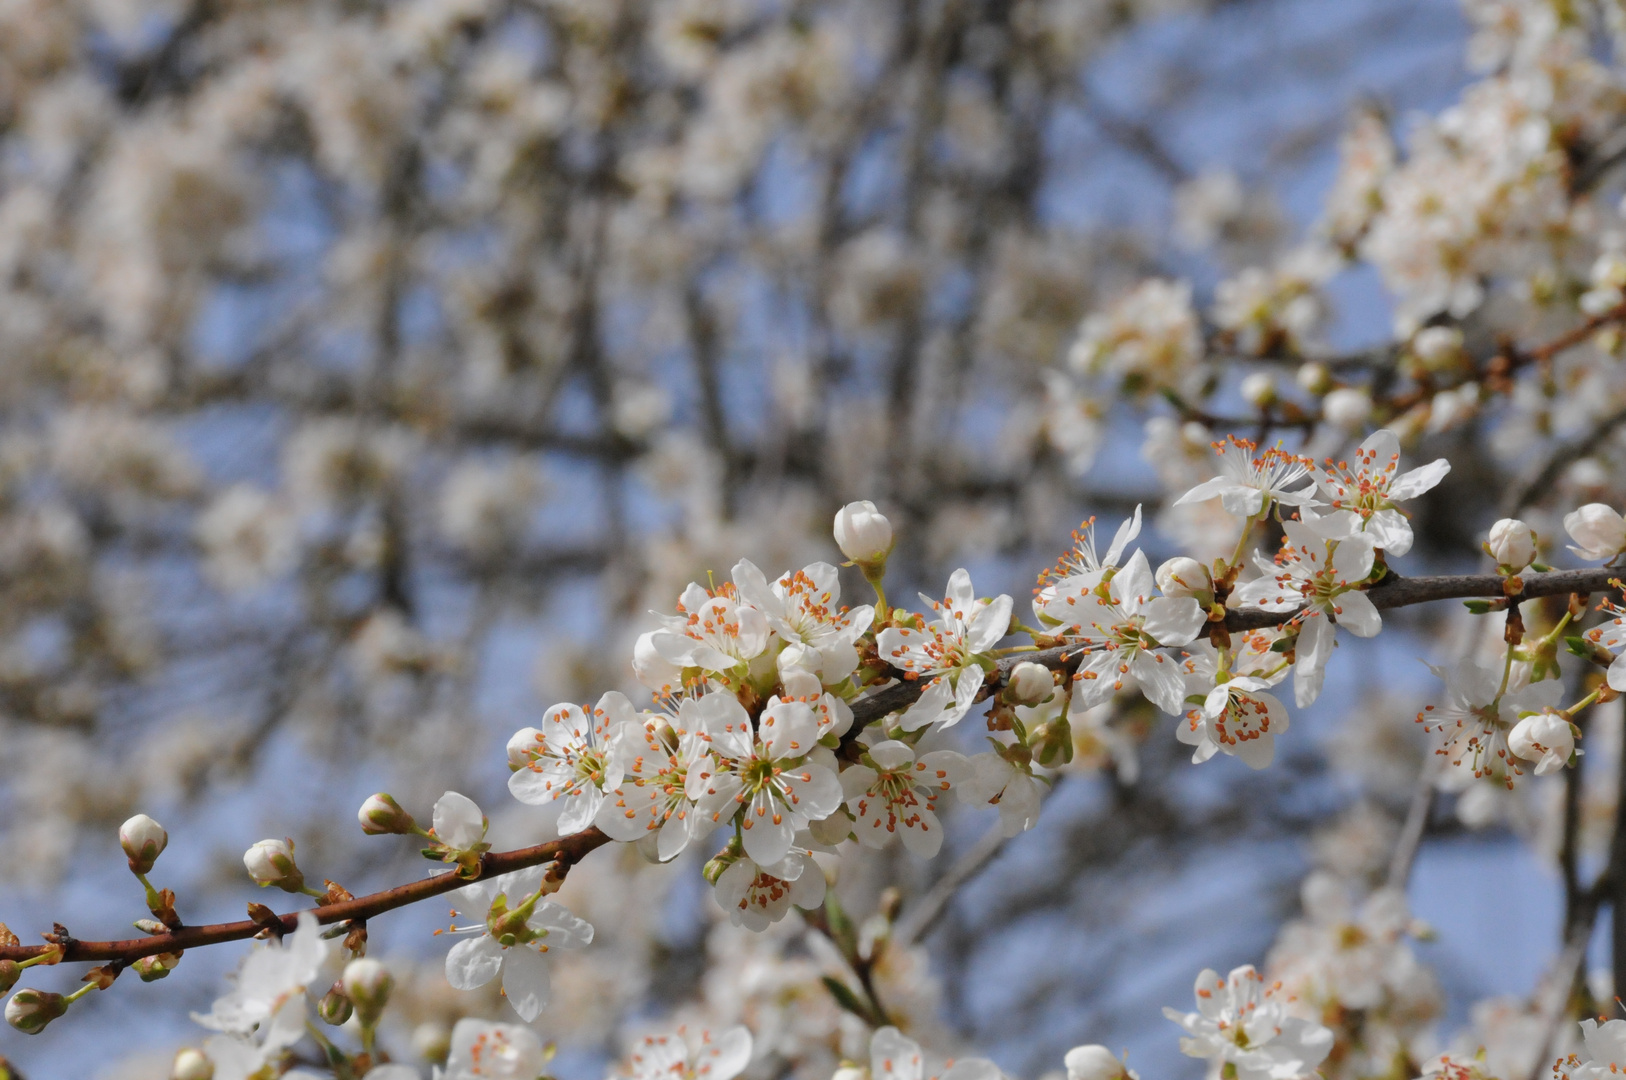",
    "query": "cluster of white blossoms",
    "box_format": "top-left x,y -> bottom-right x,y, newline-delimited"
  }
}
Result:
26,0 -> 1626,1076
38,398 -> 1626,1080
